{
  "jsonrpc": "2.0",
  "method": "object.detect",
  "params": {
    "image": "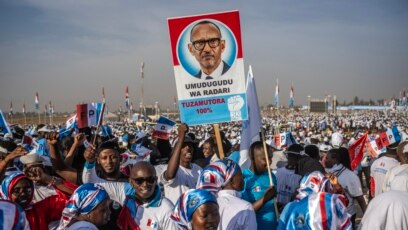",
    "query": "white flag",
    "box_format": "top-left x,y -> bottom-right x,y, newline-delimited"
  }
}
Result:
239,66 -> 261,169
